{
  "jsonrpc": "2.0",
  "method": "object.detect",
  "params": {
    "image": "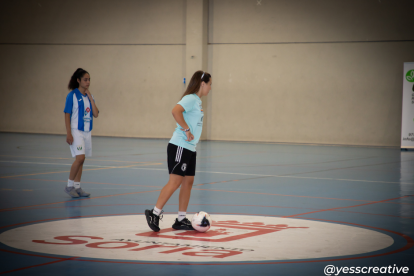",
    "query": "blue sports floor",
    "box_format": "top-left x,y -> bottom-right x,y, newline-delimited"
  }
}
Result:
0,133 -> 413,276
